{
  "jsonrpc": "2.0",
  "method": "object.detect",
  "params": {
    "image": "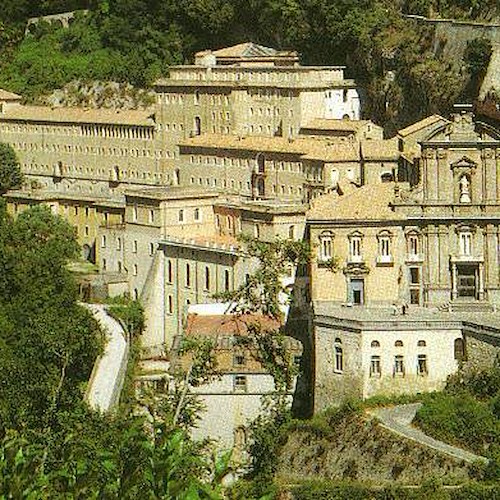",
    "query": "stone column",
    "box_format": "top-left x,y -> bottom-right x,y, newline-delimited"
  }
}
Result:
481,148 -> 497,203
485,224 -> 499,288
436,148 -> 447,202
439,225 -> 449,287
478,262 -> 485,301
